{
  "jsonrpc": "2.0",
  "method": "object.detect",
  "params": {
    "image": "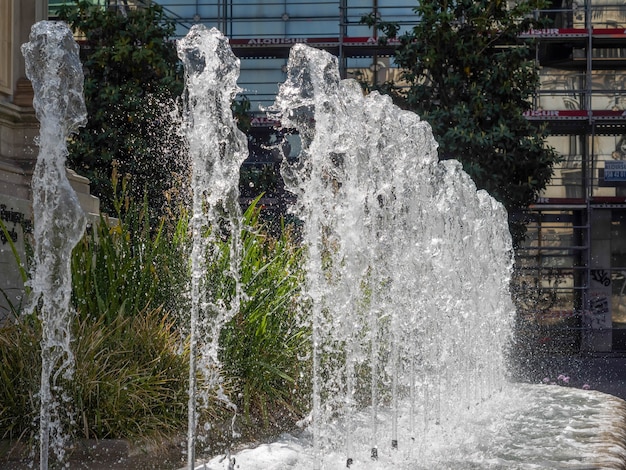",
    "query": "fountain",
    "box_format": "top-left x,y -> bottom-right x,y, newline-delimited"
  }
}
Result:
21,21 -> 88,470
176,25 -> 248,469
270,45 -> 514,464
198,43 -> 626,468
16,19 -> 626,470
